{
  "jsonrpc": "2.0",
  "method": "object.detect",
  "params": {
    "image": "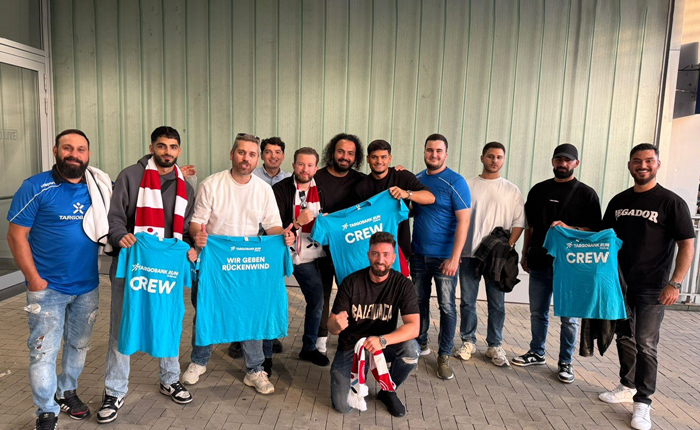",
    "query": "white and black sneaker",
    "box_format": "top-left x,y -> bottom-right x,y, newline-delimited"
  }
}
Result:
558,362 -> 575,384
35,412 -> 58,430
160,381 -> 193,404
512,351 -> 546,367
96,391 -> 124,424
